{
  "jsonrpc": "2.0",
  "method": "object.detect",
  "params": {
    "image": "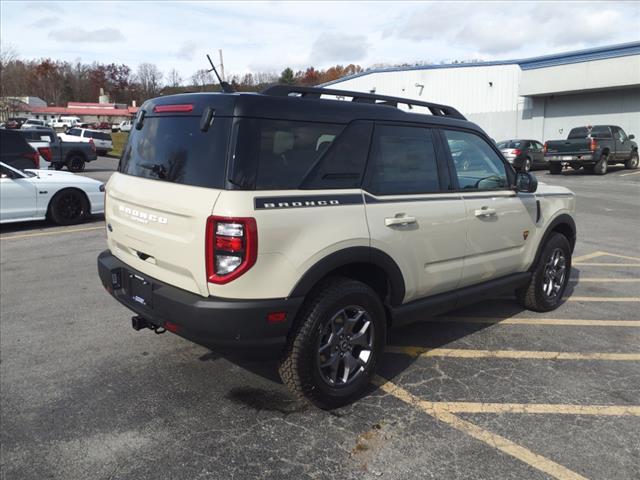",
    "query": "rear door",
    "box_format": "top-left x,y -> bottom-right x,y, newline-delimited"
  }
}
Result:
440,128 -> 536,286
363,123 -> 466,302
612,127 -> 632,161
107,112 -> 232,297
531,141 -> 545,165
